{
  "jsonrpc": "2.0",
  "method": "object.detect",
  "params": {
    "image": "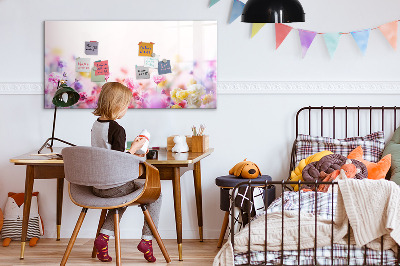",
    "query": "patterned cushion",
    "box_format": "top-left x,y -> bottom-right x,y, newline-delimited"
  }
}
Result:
295,131 -> 385,166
